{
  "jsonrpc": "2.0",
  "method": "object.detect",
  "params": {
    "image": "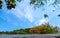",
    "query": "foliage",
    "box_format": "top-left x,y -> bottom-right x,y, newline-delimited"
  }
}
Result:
0,0 -> 60,10
8,23 -> 58,34
44,14 -> 48,18
0,0 -> 2,9
0,23 -> 58,34
30,0 -> 36,4
5,0 -> 16,9
30,0 -> 60,8
0,0 -> 22,9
